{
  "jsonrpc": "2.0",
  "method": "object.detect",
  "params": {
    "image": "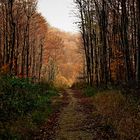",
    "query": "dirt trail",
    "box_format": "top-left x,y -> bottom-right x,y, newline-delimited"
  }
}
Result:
56,89 -> 93,140
34,89 -> 118,140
